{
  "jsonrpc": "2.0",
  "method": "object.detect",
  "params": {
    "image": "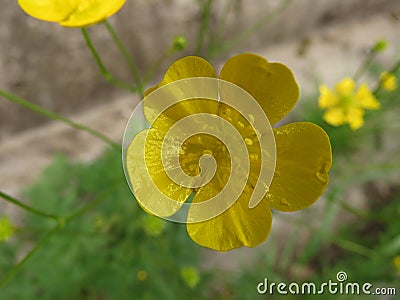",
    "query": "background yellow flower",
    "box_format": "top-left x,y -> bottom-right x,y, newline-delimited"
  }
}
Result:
18,0 -> 126,27
380,71 -> 397,91
318,78 -> 380,130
